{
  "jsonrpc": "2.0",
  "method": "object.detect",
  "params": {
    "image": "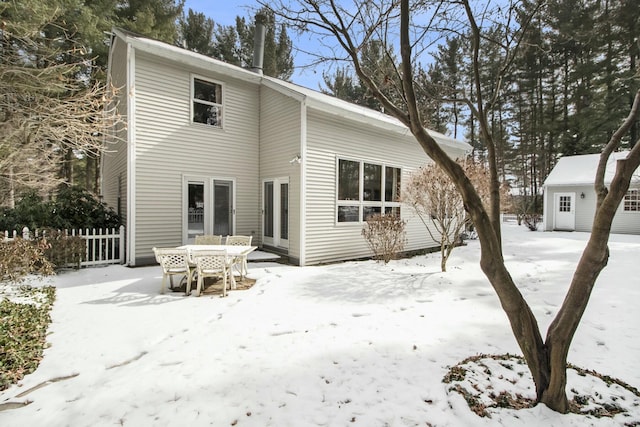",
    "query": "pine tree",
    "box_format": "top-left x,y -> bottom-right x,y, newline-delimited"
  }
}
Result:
178,8 -> 215,55
211,8 -> 294,80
